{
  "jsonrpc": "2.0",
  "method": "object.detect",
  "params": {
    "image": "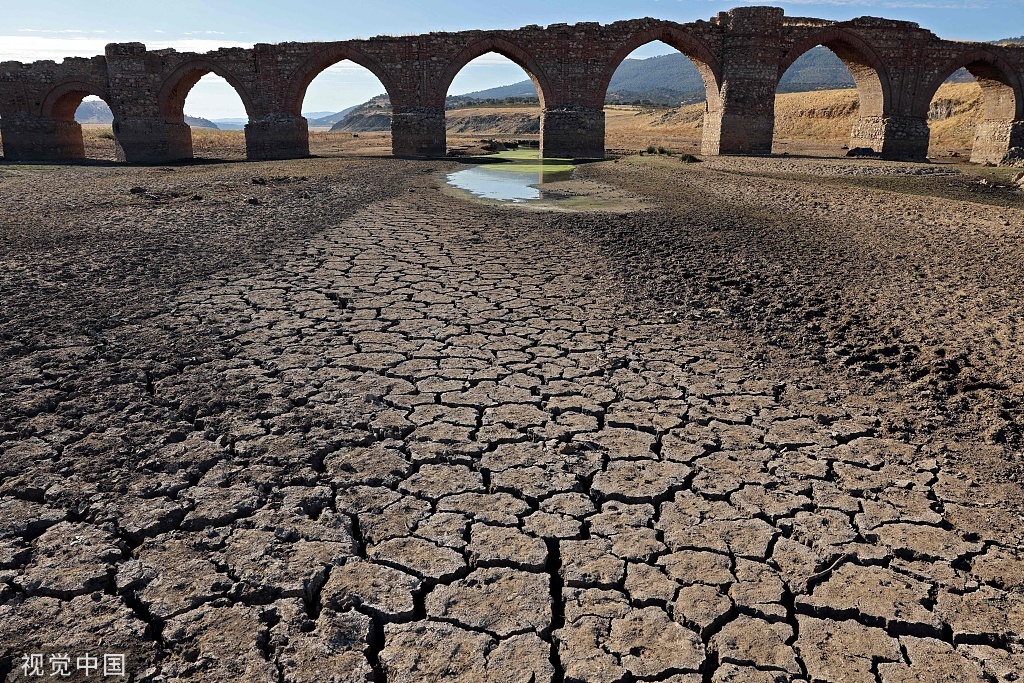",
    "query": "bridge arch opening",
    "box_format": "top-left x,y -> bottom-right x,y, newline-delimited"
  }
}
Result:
34,82 -> 119,161
920,52 -> 1022,164
773,33 -> 889,156
601,39 -> 719,156
443,48 -> 546,156
599,29 -> 721,155
280,46 -> 397,158
299,58 -> 395,157
158,63 -> 255,160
